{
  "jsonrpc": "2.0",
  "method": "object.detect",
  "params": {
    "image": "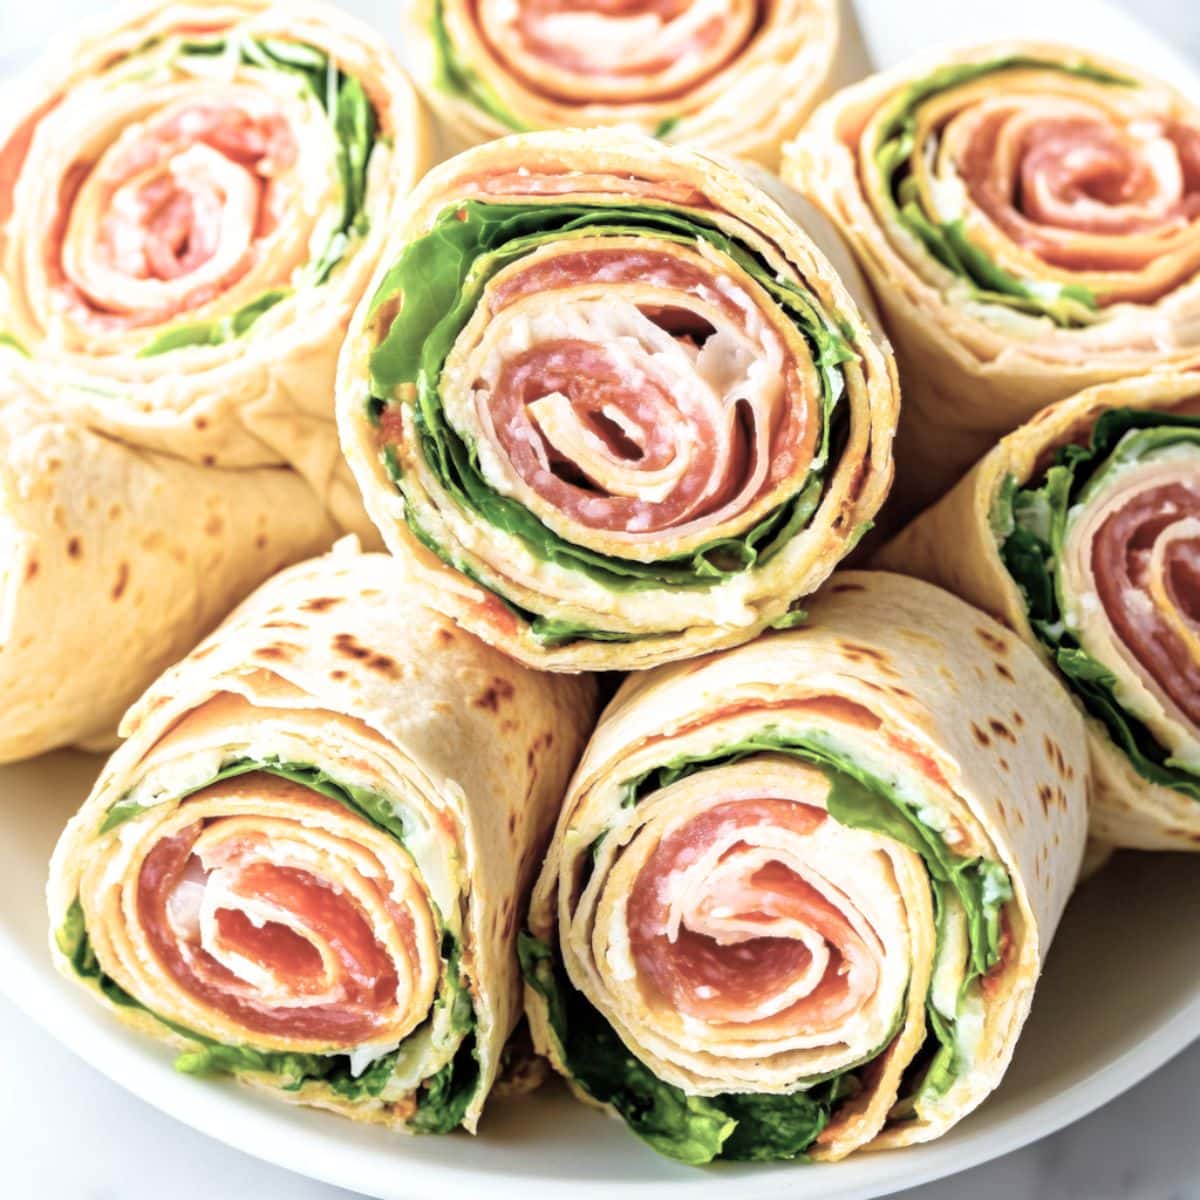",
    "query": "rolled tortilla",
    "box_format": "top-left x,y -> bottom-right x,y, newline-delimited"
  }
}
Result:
0,0 -> 430,534
403,0 -> 856,166
877,371 -> 1200,852
785,43 -> 1200,515
337,129 -> 898,671
523,570 -> 1087,1164
0,392 -> 335,761
48,542 -> 595,1131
